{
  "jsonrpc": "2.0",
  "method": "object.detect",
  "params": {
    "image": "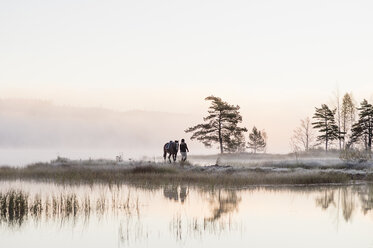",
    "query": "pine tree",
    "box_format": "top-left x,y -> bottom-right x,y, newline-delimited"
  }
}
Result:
185,96 -> 247,154
312,104 -> 339,152
223,128 -> 246,153
247,126 -> 266,153
349,99 -> 373,151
